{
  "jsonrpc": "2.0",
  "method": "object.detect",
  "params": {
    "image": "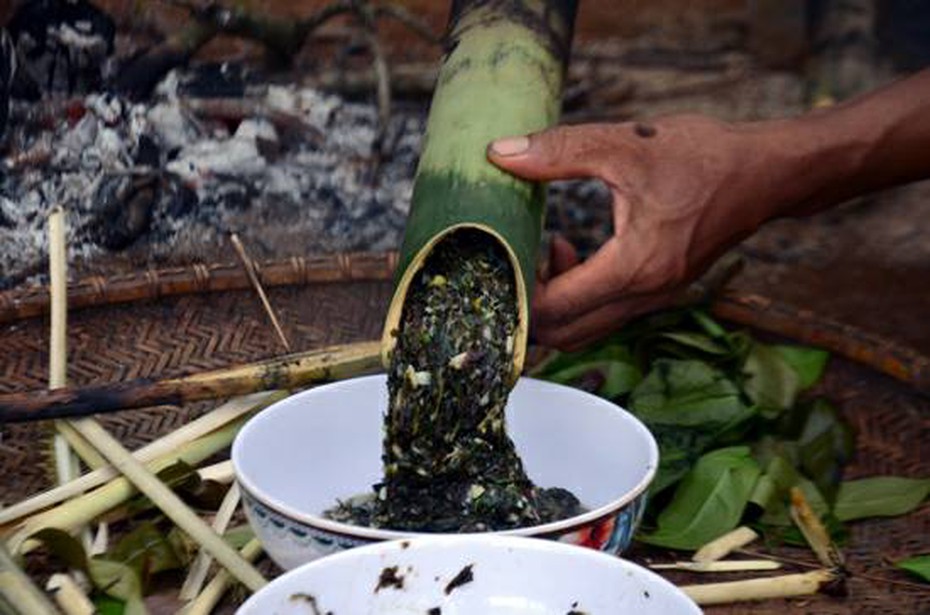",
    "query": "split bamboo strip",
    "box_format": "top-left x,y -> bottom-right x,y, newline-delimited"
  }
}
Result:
650,560 -> 781,573
692,526 -> 759,563
198,460 -> 234,484
680,569 -> 840,605
0,341 -> 381,422
6,418 -> 243,553
50,418 -> 267,591
0,392 -> 280,526
790,487 -> 845,569
184,538 -> 263,615
48,207 -> 82,489
0,542 -> 62,615
46,574 -> 95,615
230,233 -> 291,351
179,483 -> 242,600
